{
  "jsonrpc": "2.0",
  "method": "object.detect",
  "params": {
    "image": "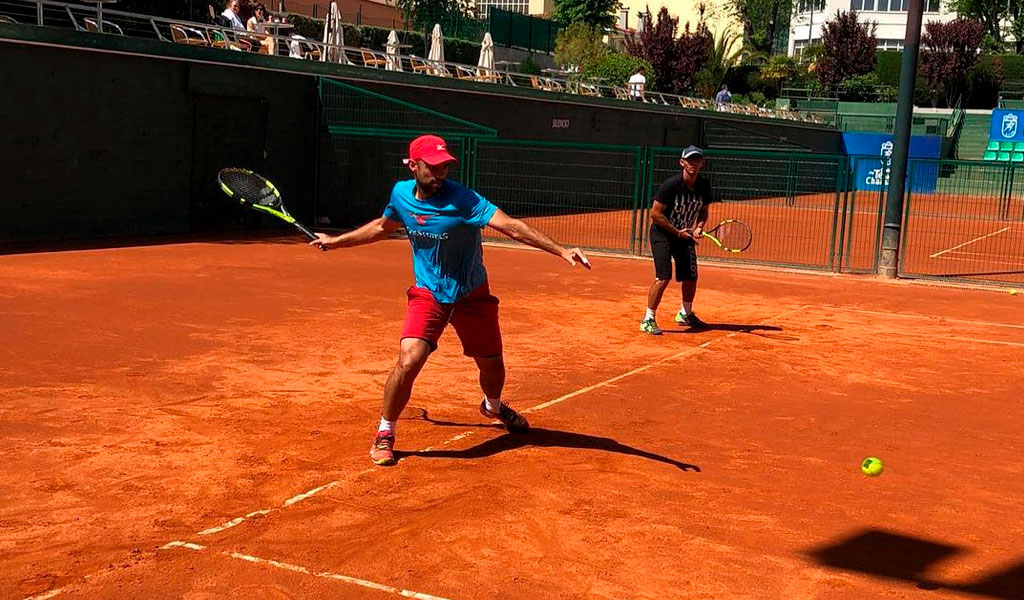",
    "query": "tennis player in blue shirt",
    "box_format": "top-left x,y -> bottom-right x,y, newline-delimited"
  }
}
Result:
311,134 -> 591,465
